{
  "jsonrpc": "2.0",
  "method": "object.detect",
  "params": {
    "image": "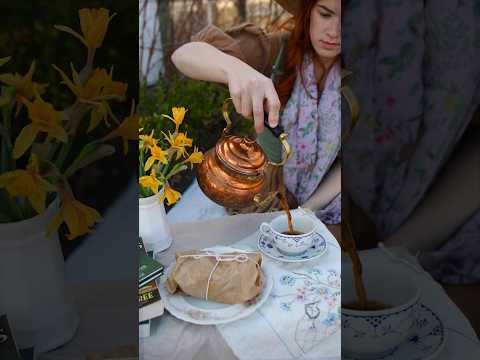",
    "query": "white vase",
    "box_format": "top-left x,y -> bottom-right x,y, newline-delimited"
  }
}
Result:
139,192 -> 173,256
0,199 -> 79,353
